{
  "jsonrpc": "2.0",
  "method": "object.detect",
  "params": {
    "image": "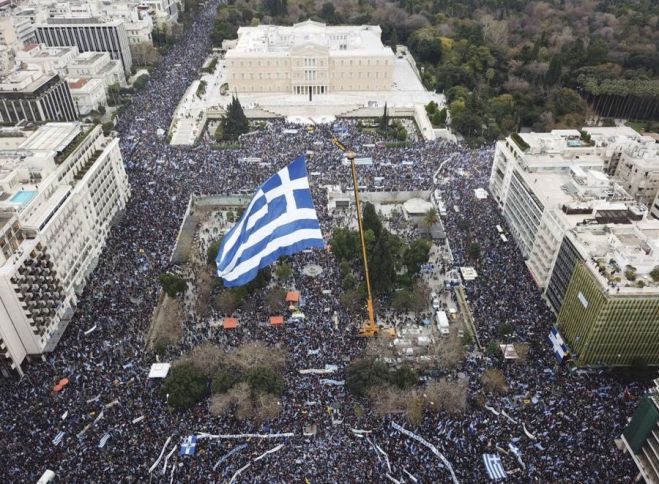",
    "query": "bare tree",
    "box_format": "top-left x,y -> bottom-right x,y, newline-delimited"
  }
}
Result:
226,341 -> 286,372
424,378 -> 468,415
189,342 -> 225,377
427,331 -> 465,370
369,386 -> 407,416
130,42 -> 161,66
481,368 -> 508,394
